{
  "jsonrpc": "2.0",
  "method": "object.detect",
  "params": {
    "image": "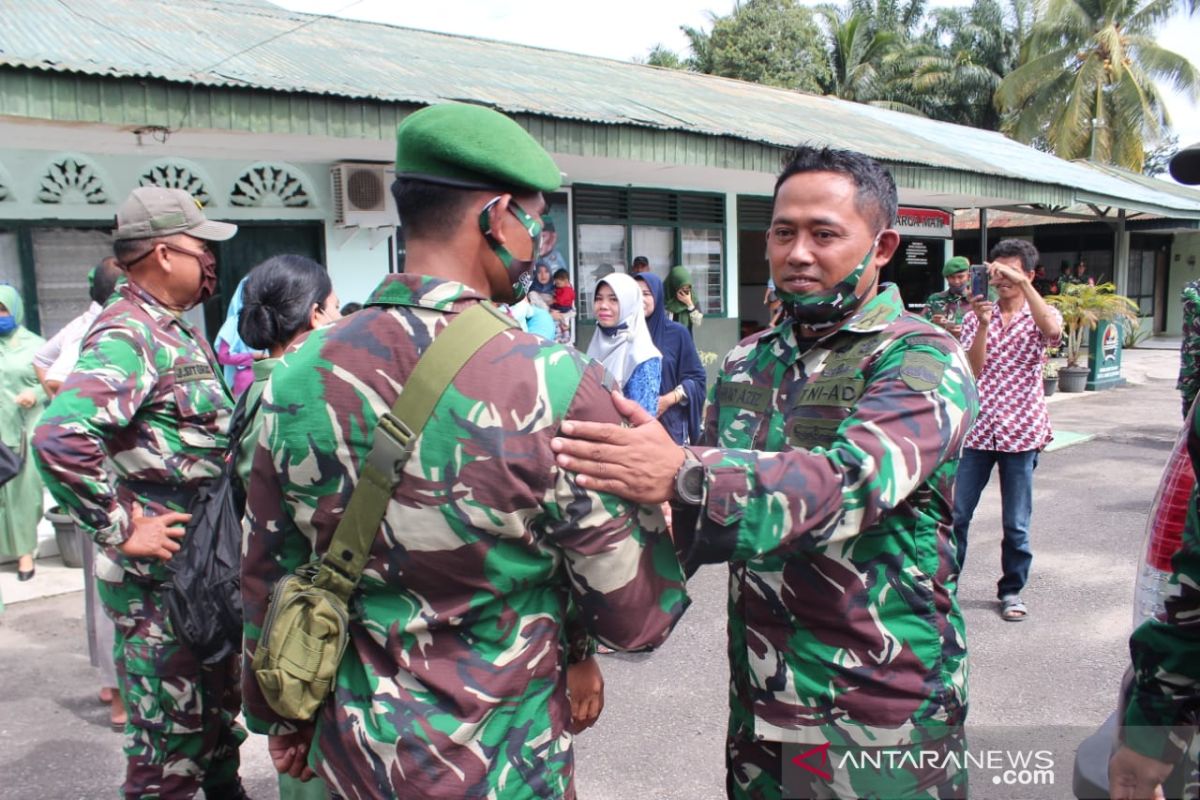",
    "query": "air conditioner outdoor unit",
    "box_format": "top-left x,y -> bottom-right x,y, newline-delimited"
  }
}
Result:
331,163 -> 396,228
